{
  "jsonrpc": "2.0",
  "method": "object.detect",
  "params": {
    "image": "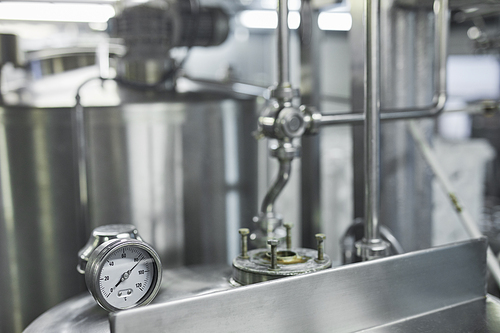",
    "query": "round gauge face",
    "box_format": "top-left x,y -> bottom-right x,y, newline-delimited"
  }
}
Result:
87,240 -> 162,311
